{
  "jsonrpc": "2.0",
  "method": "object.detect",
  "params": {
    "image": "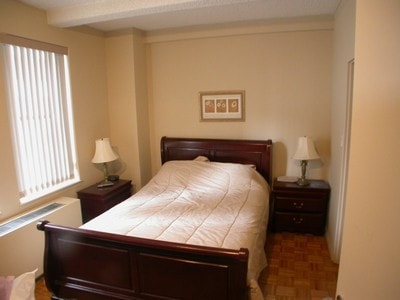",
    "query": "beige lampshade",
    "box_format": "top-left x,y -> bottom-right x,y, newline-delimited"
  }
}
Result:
91,138 -> 118,163
293,136 -> 320,160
